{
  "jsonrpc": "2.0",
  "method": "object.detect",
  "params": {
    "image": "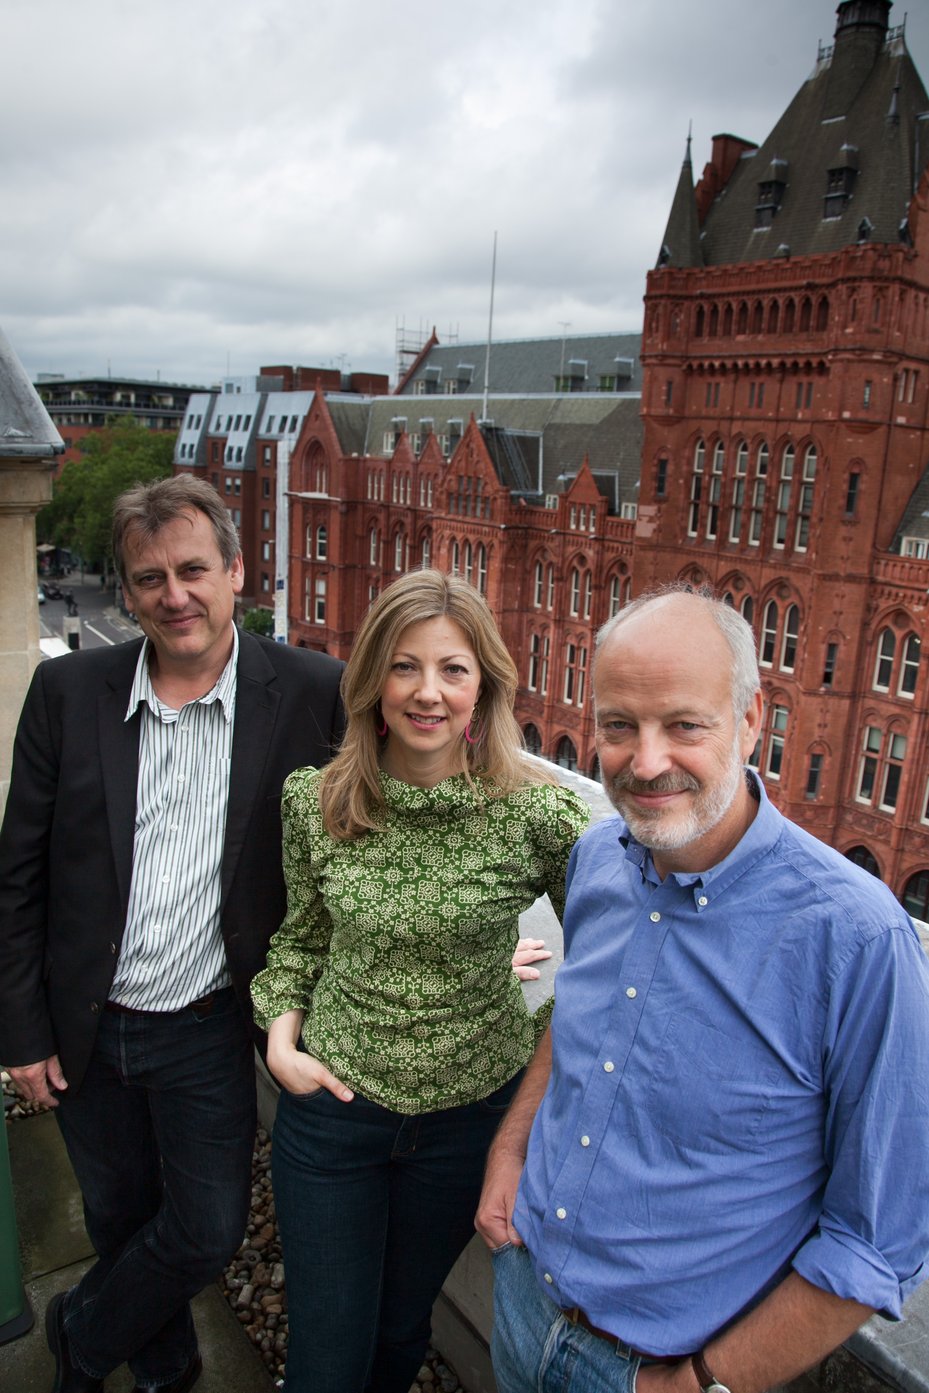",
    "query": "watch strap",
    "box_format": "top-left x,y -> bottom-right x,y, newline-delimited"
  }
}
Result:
691,1349 -> 731,1393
